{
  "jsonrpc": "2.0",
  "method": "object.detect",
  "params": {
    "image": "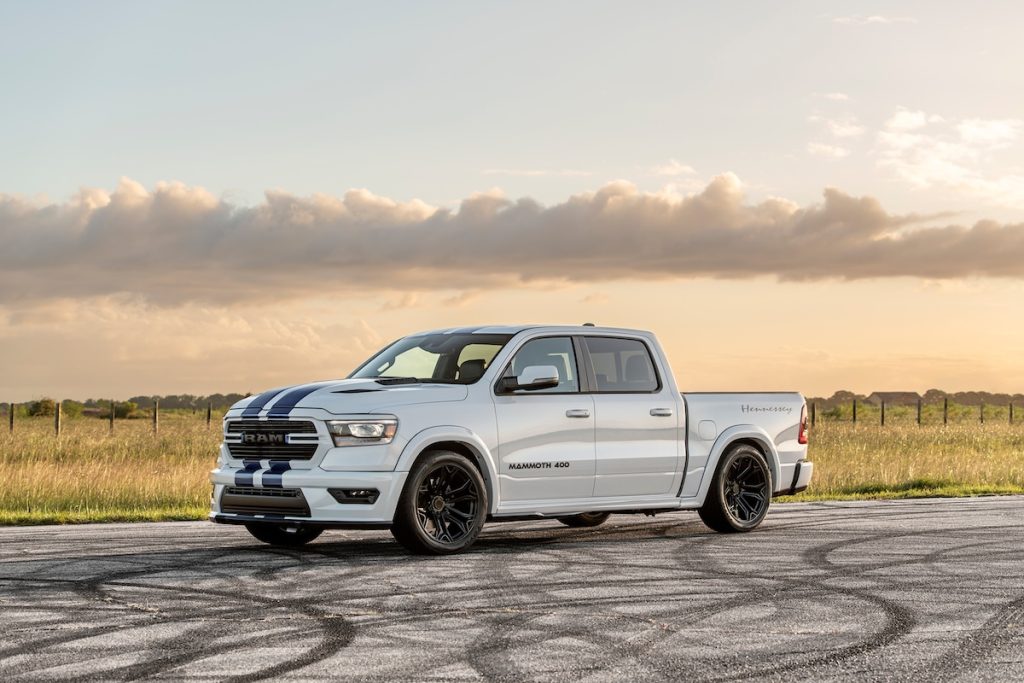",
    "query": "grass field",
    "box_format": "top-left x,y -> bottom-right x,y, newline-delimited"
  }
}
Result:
1,414 -> 1023,524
